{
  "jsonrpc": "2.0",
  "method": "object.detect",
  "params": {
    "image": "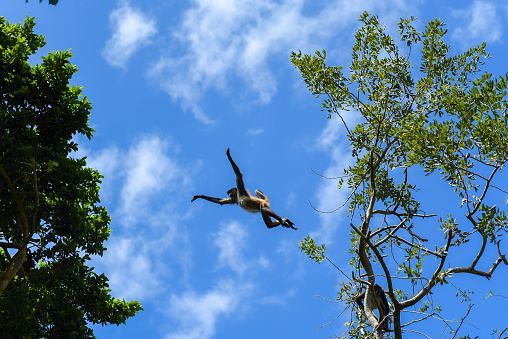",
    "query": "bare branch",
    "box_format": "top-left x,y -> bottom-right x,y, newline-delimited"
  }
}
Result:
325,89 -> 352,135
404,224 -> 429,242
400,311 -> 435,328
441,239 -> 508,280
314,294 -> 340,303
309,164 -> 368,214
447,249 -> 507,279
401,329 -> 432,339
391,235 -> 444,258
450,301 -> 473,339
471,236 -> 488,269
325,257 -> 351,280
372,209 -> 437,219
467,165 -> 500,218
400,229 -> 453,308
490,184 -> 508,195
497,240 -> 508,265
317,304 -> 349,329
310,166 -> 346,180
401,309 -> 461,334
374,218 -> 408,247
498,326 -> 508,339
